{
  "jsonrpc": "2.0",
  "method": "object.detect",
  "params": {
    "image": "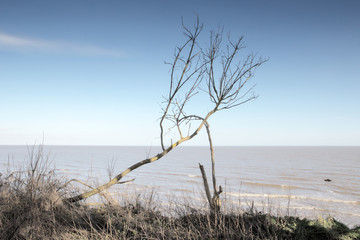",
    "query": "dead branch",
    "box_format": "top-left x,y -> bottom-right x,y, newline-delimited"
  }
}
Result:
199,163 -> 213,209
